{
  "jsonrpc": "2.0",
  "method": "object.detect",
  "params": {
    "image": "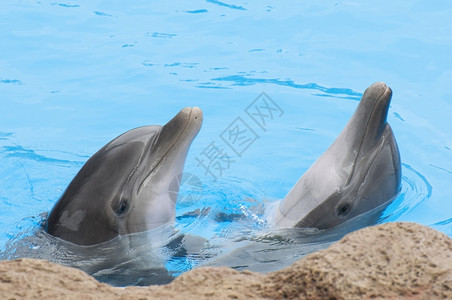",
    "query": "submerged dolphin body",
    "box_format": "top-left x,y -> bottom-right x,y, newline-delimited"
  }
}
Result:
47,107 -> 203,245
270,82 -> 401,229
